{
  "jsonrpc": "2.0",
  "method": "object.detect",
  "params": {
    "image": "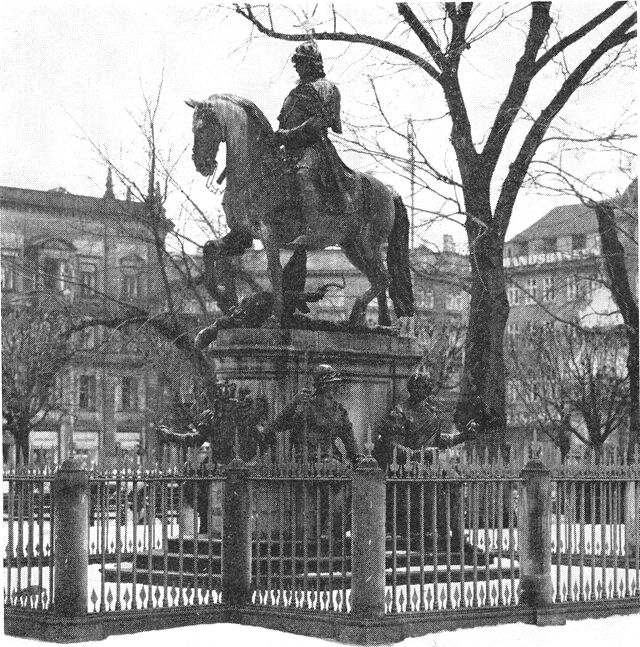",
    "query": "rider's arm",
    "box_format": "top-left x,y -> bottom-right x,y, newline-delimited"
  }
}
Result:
276,115 -> 326,147
155,424 -> 203,448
